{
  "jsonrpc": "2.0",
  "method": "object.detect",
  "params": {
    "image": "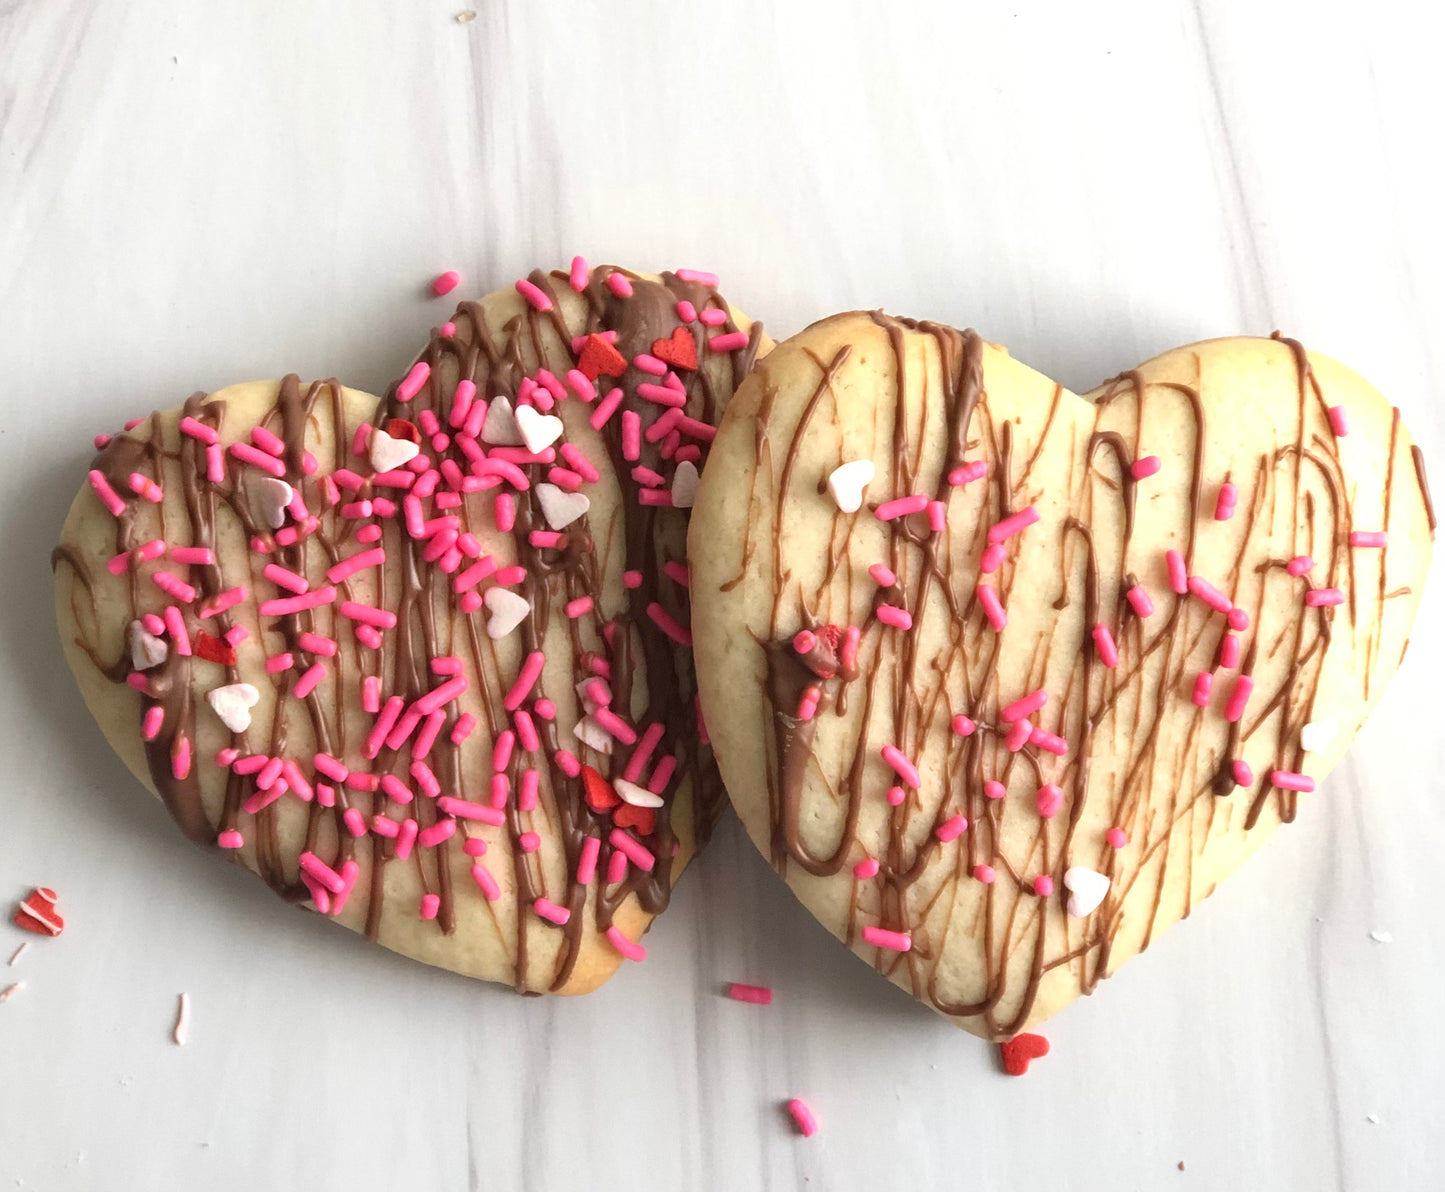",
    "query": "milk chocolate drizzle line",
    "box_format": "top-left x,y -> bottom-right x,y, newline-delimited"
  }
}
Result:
56,268 -> 759,994
753,322 -> 1420,1039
